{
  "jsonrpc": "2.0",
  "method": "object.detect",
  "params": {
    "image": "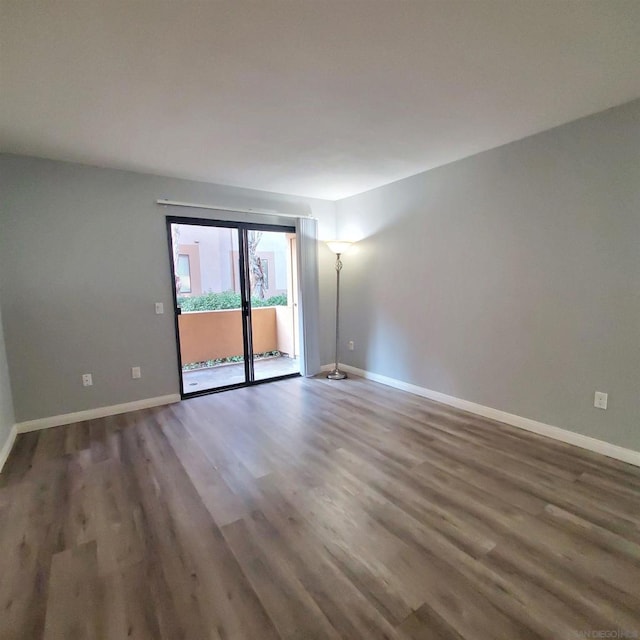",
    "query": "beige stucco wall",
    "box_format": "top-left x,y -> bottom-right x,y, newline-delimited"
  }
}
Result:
178,307 -> 278,364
